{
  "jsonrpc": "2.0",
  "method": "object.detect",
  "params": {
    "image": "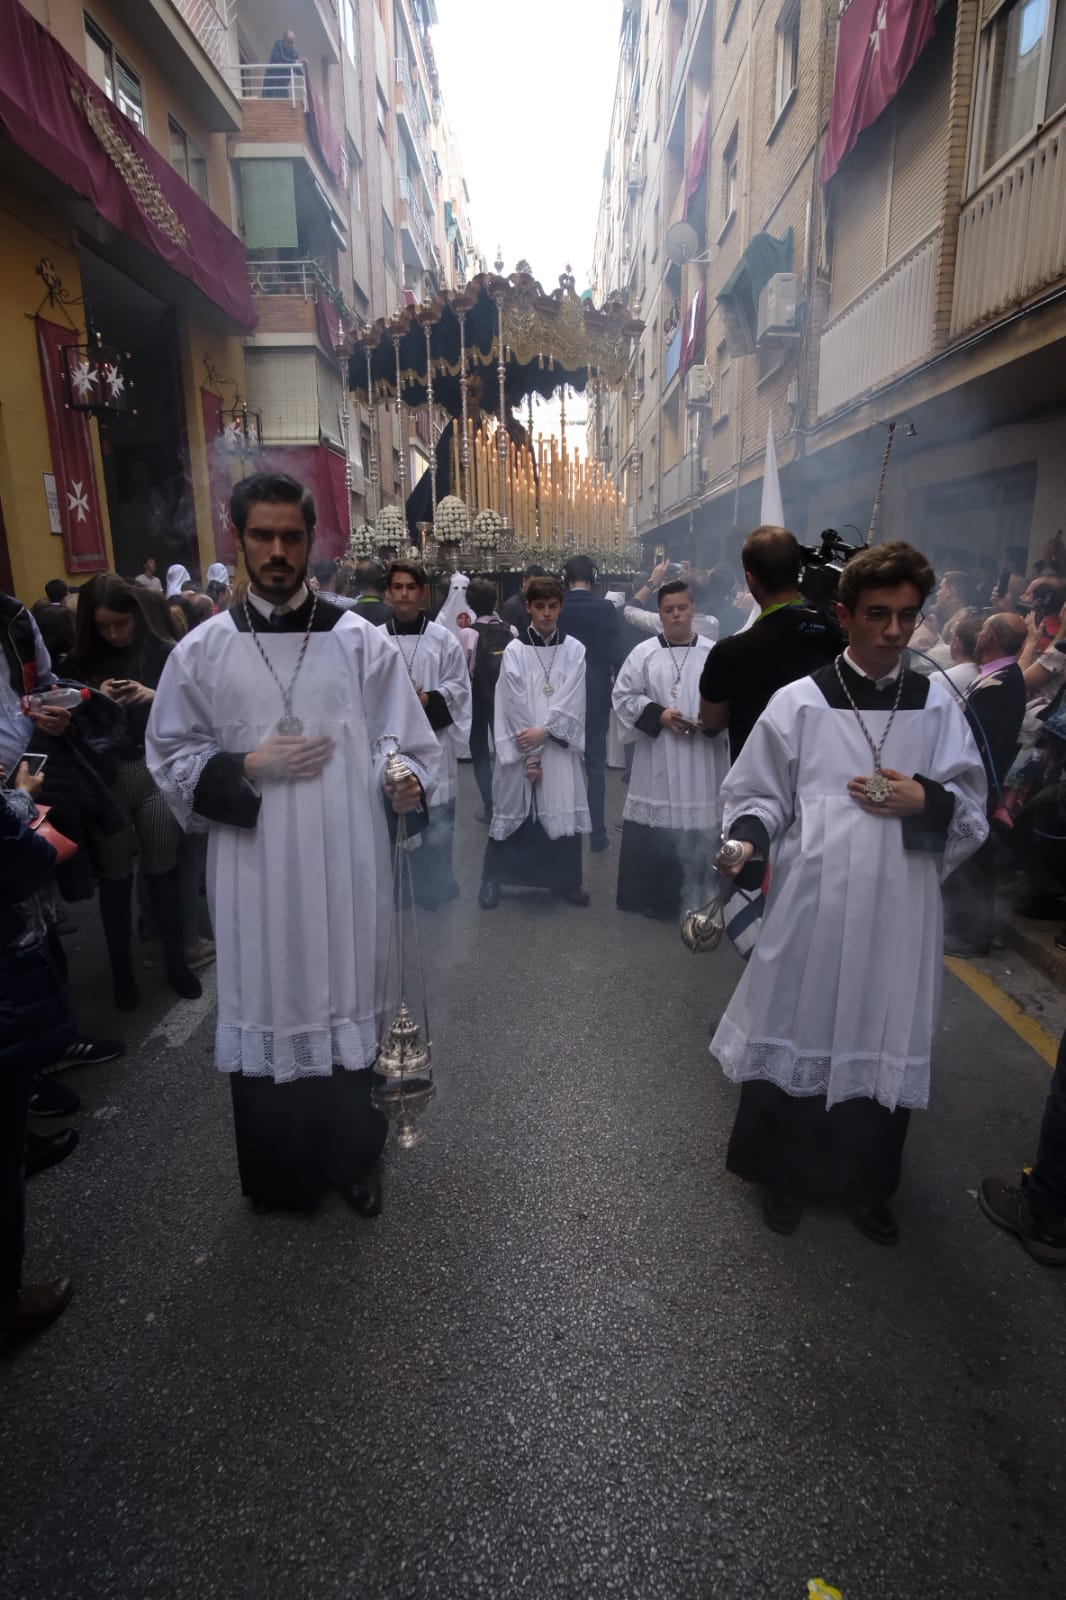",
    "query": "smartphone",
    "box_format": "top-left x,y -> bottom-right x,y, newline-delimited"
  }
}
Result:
5,752 -> 47,785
